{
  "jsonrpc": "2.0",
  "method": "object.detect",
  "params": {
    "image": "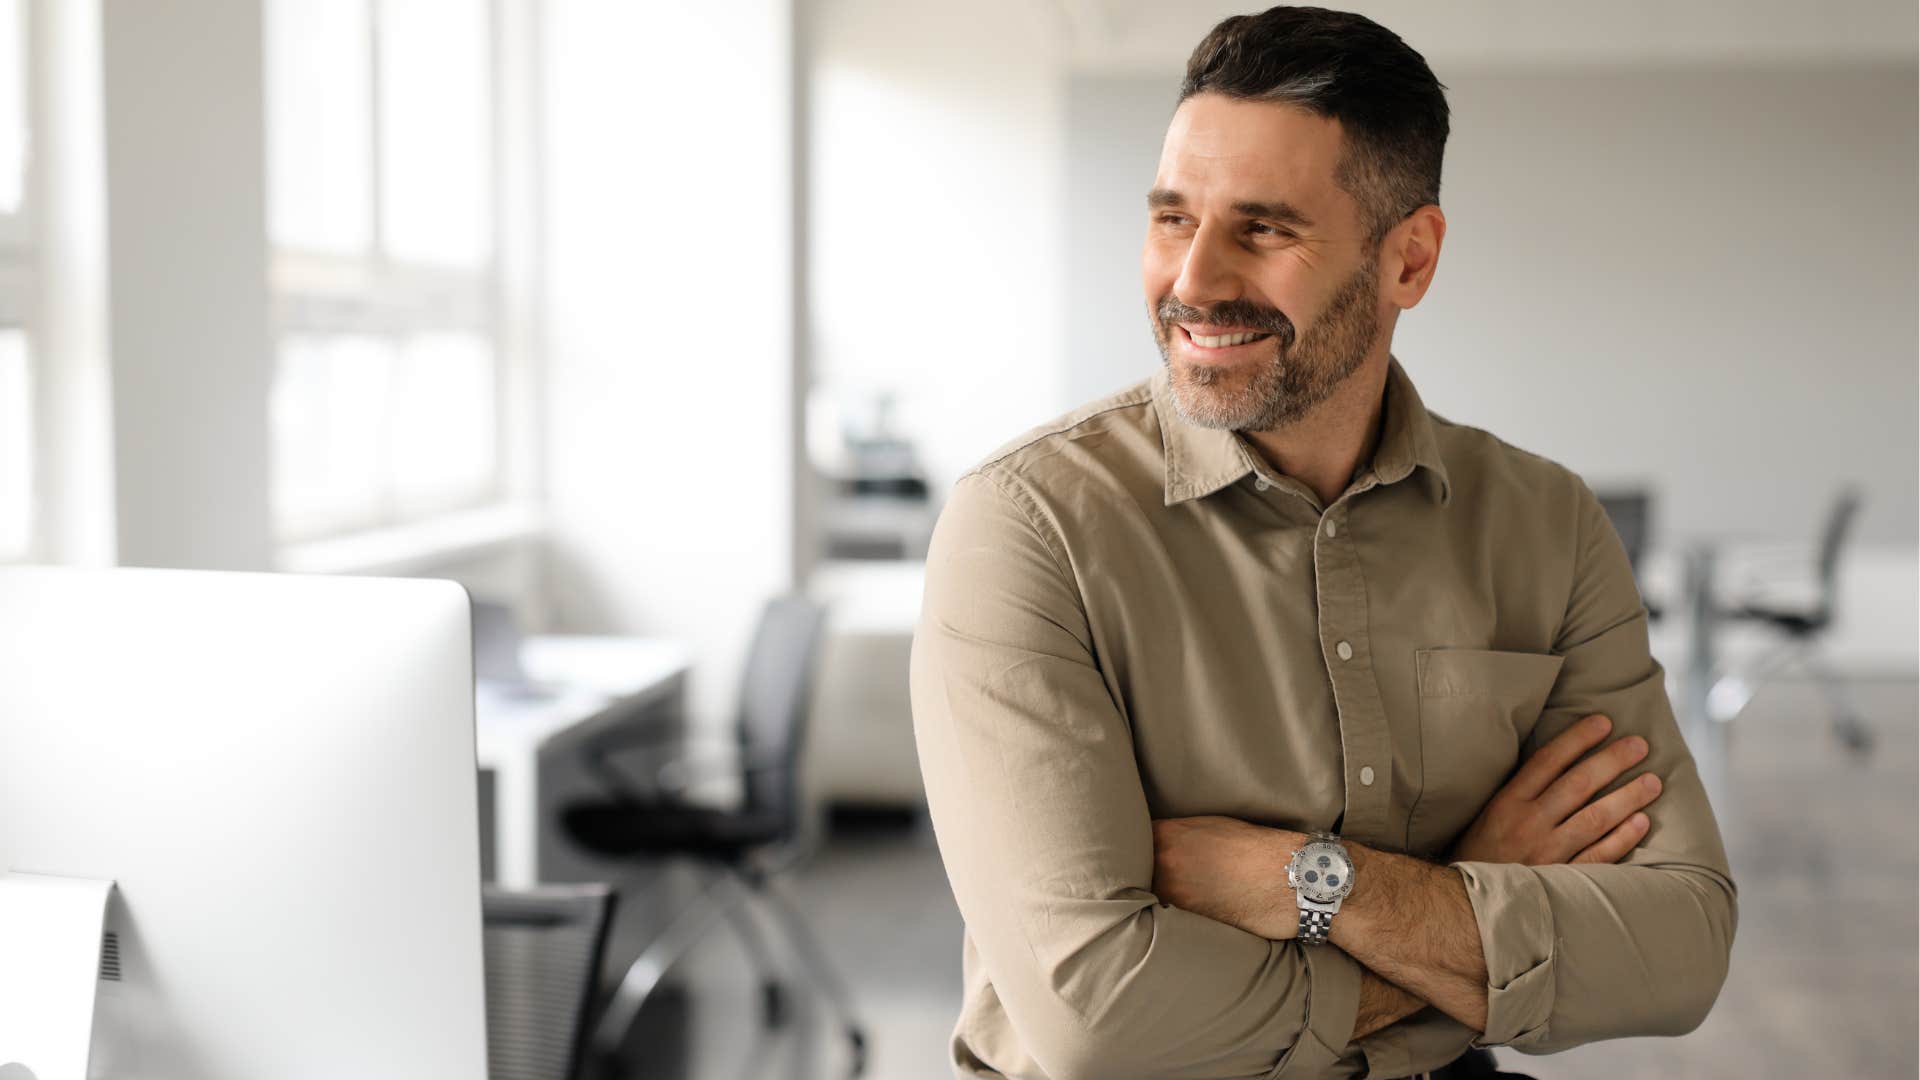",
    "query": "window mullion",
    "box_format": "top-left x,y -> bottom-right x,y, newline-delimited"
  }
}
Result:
9,0 -> 34,562
366,0 -> 396,525
366,0 -> 384,265
486,0 -> 508,508
378,330 -> 402,529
